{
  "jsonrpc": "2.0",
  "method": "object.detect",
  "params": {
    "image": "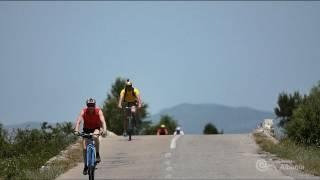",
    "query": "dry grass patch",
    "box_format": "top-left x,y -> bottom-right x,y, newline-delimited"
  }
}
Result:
253,132 -> 320,176
24,140 -> 83,180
